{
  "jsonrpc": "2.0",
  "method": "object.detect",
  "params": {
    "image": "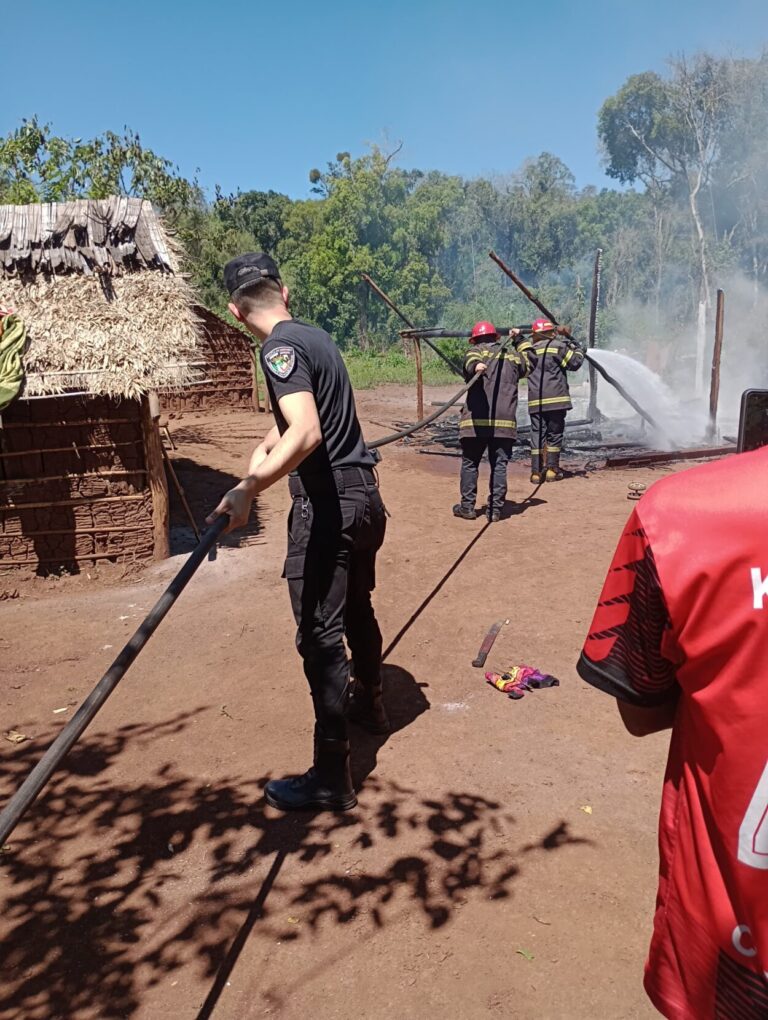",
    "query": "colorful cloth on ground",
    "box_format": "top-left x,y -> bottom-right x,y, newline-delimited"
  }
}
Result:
0,312 -> 26,412
485,665 -> 560,699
